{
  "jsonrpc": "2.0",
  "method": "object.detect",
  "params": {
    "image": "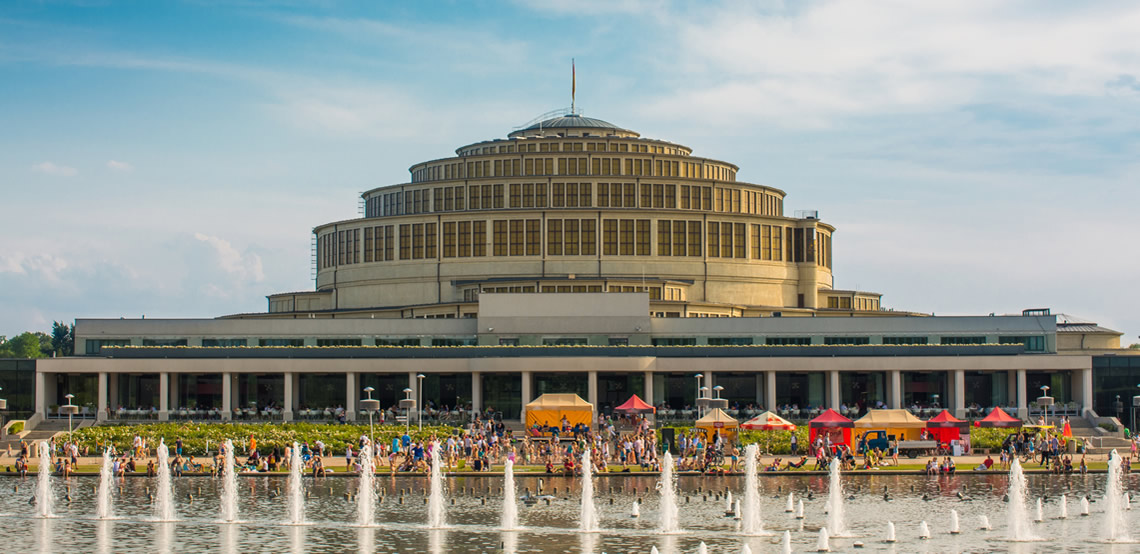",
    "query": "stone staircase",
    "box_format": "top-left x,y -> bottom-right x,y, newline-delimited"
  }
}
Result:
0,420 -> 73,455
